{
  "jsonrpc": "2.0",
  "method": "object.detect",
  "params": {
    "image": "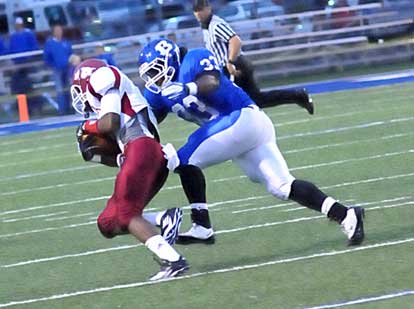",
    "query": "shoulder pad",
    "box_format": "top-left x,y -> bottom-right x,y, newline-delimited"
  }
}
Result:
89,67 -> 120,96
